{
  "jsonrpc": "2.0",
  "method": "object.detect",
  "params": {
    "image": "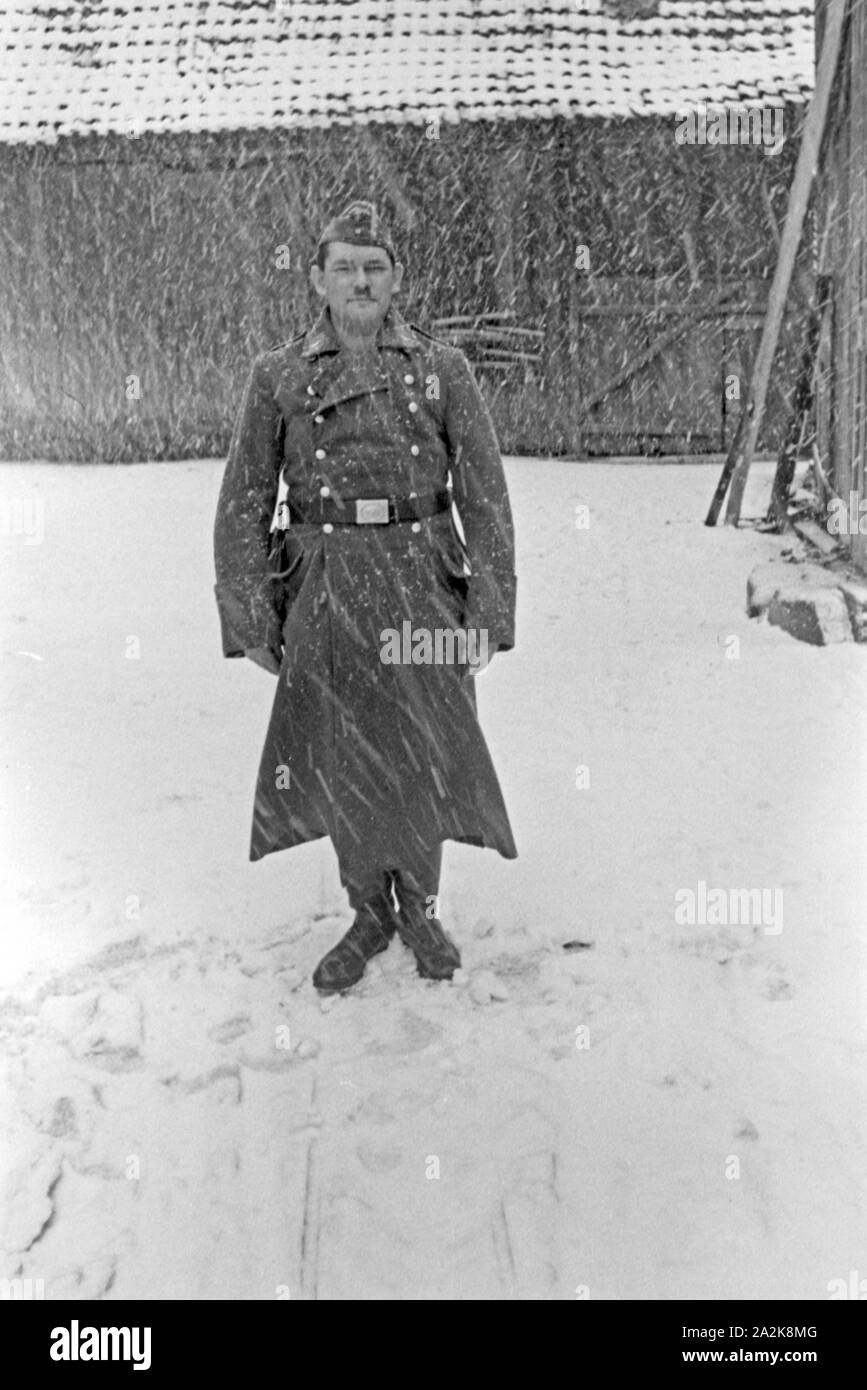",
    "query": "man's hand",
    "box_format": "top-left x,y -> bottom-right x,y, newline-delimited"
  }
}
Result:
246,645 -> 282,674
